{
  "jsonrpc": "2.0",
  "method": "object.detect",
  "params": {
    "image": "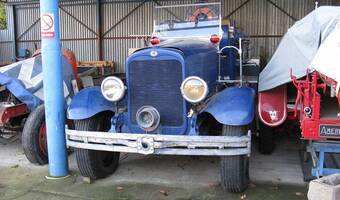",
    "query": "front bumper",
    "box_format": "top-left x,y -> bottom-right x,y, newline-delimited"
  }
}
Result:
66,129 -> 251,156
